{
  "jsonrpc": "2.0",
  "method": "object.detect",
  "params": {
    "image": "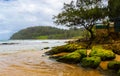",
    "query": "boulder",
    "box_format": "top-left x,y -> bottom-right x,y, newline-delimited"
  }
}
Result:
89,46 -> 115,60
75,49 -> 87,58
44,47 -> 50,49
45,43 -> 84,55
107,61 -> 120,70
117,69 -> 120,76
81,56 -> 101,68
57,52 -> 81,63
